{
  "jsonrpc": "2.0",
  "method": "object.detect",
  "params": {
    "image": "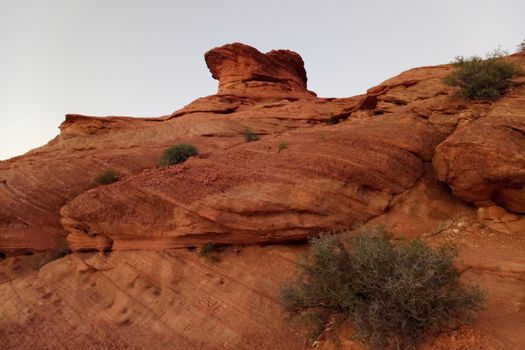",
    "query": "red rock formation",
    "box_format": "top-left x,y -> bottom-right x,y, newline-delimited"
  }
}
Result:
0,246 -> 306,349
433,80 -> 525,213
0,45 -> 364,254
61,114 -> 449,251
205,43 -> 316,98
2,43 -> 525,350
